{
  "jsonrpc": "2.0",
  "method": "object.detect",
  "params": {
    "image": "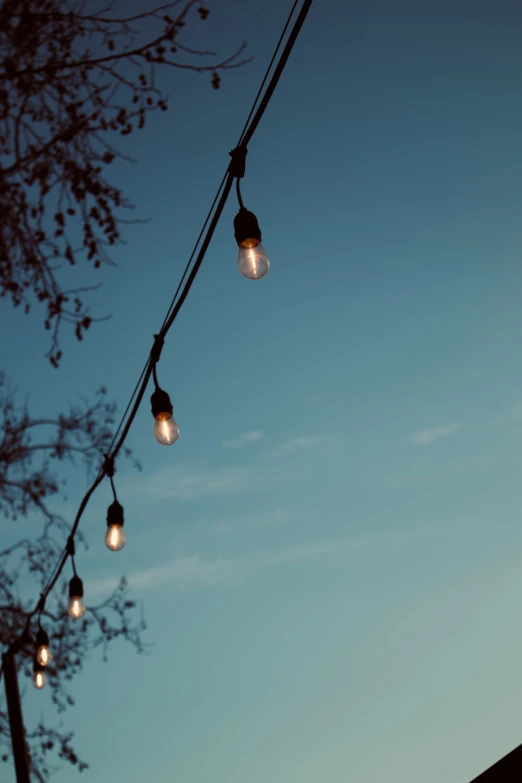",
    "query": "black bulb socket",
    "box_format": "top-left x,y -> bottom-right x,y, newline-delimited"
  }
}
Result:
107,500 -> 124,528
234,207 -> 262,248
33,659 -> 44,675
151,388 -> 173,419
36,628 -> 49,648
69,575 -> 84,599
